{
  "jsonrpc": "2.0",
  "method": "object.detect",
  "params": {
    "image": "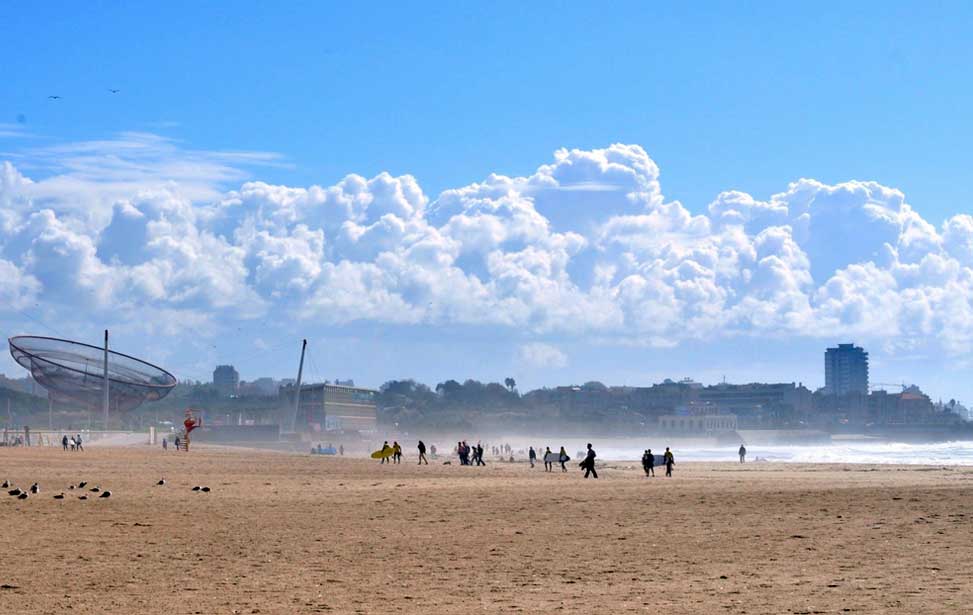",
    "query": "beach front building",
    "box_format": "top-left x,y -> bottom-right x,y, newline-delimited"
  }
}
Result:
824,343 -> 869,396
699,382 -> 813,428
283,383 -> 378,434
657,414 -> 738,435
